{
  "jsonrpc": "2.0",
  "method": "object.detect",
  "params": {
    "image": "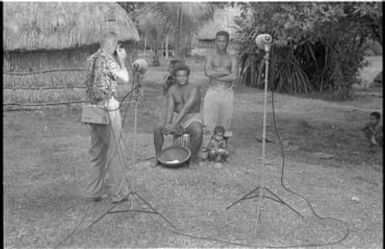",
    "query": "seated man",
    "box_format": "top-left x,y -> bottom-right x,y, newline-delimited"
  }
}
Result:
154,63 -> 203,165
